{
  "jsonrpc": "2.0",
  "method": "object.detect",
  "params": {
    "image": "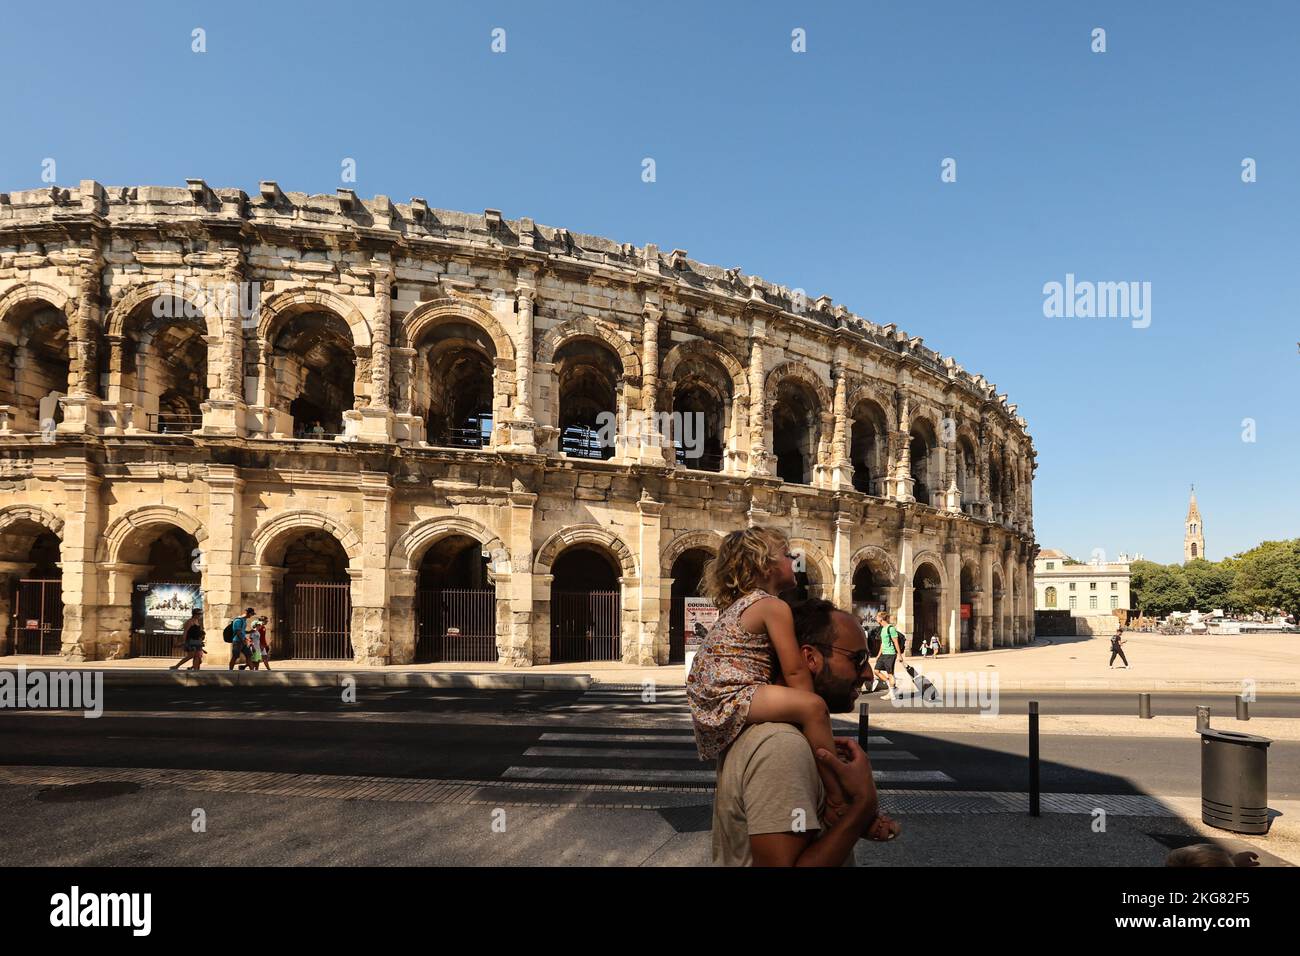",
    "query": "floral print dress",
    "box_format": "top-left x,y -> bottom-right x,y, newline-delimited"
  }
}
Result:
686,589 -> 778,760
